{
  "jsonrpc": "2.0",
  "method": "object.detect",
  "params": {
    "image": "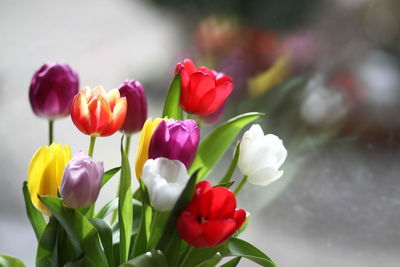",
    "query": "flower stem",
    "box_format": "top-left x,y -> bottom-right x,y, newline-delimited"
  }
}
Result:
219,141 -> 240,184
233,175 -> 248,195
179,245 -> 194,267
48,120 -> 54,145
125,134 -> 131,155
88,136 -> 97,157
